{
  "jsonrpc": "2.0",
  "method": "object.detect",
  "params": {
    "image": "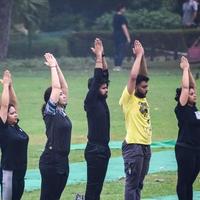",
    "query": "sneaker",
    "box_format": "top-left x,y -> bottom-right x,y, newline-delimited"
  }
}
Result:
75,193 -> 85,200
113,66 -> 122,71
